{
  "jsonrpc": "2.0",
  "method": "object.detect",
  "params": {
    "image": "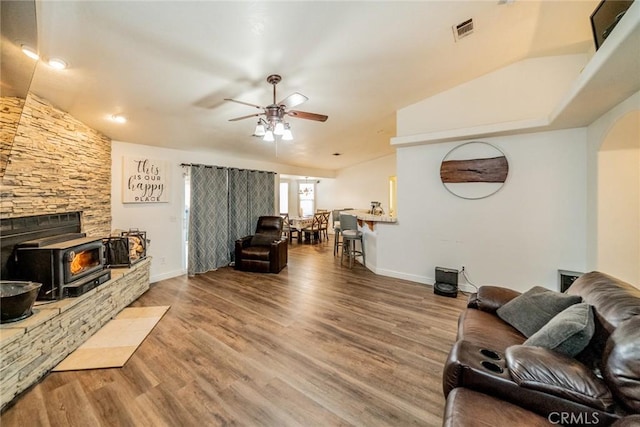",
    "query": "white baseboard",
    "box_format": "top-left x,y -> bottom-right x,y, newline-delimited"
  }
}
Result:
151,269 -> 186,283
371,267 -> 478,293
374,267 -> 433,285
